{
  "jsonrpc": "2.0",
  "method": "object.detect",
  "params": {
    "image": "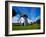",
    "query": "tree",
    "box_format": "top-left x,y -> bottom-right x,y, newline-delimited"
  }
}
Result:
12,9 -> 17,17
36,19 -> 40,24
